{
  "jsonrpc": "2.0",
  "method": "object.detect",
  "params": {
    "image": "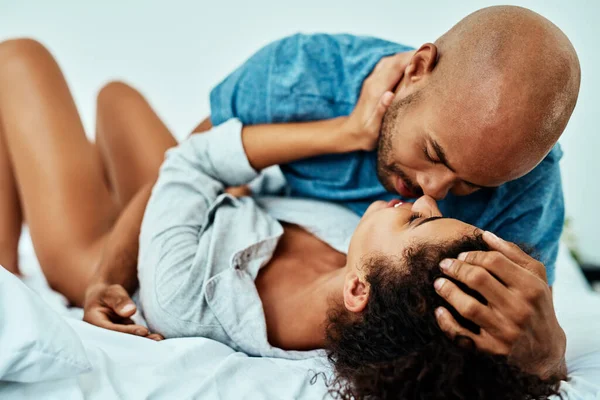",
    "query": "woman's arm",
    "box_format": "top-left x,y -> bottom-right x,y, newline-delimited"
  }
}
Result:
241,83 -> 394,170
83,119 -> 219,340
82,56 -> 398,337
83,184 -> 158,338
242,118 -> 351,171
